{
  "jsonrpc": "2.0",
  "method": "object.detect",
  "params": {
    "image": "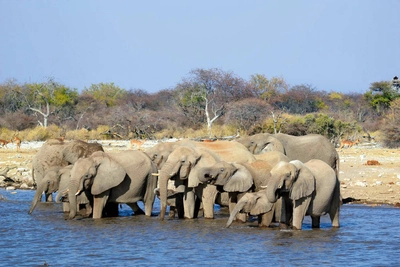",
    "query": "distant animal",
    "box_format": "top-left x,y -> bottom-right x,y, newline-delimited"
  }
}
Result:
0,139 -> 11,148
129,139 -> 145,150
339,139 -> 360,149
13,136 -> 21,151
